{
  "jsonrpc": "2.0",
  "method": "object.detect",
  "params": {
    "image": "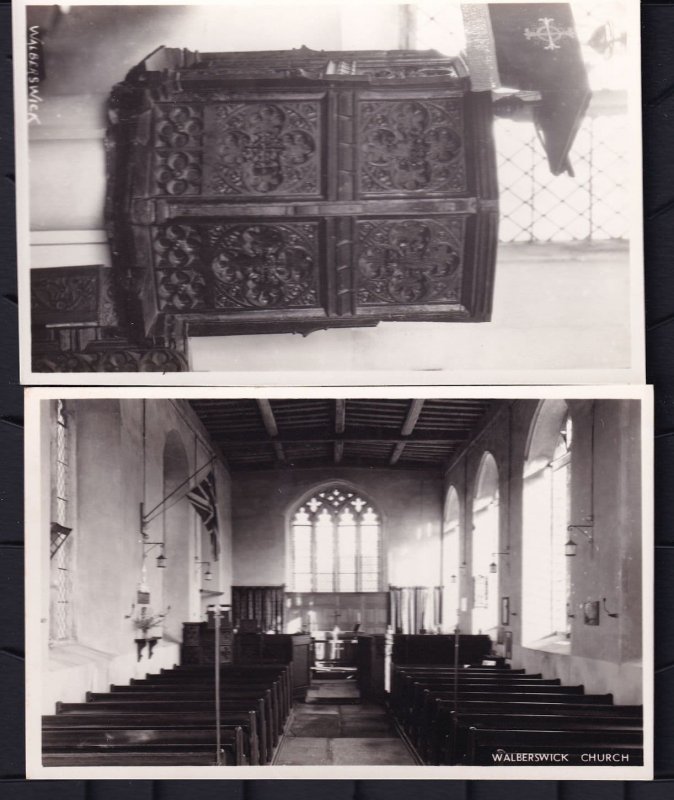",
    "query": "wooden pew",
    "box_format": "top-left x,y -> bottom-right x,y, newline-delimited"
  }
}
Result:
147,665 -> 292,716
42,725 -> 245,766
441,710 -> 643,765
101,679 -> 286,733
43,710 -> 262,765
123,676 -> 289,719
166,664 -> 293,708
57,697 -> 275,763
43,752 -> 222,766
408,689 -> 615,752
405,687 -> 613,740
399,679 -> 584,724
467,727 -> 644,766
421,698 -> 642,764
42,660 -> 292,767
